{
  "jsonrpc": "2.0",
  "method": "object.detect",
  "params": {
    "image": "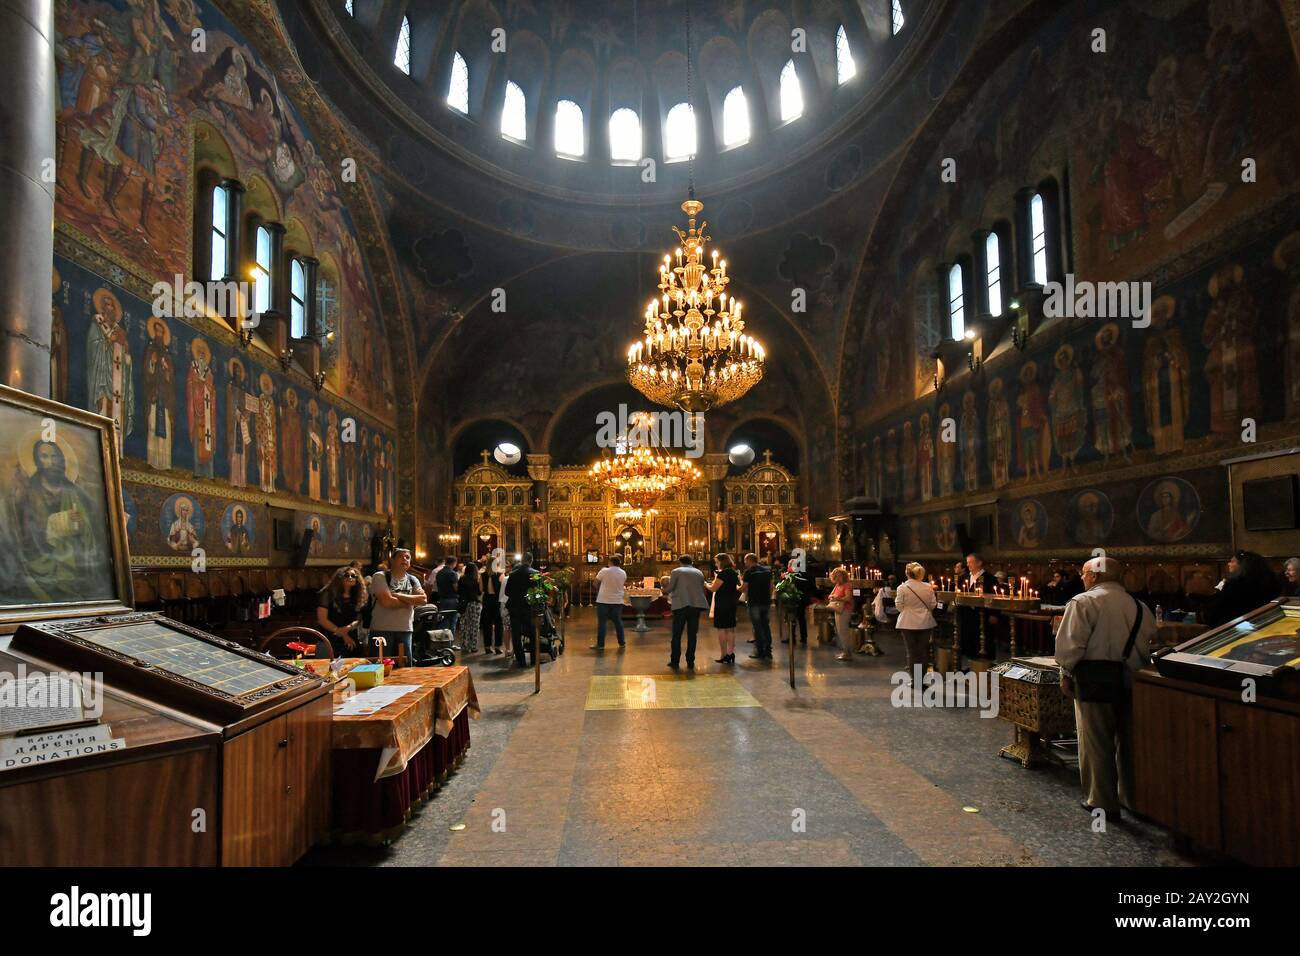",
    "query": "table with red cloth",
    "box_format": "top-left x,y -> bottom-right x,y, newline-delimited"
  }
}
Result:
328,663 -> 480,844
